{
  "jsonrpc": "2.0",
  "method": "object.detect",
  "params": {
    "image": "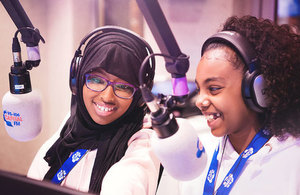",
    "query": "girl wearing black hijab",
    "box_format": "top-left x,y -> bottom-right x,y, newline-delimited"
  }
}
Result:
27,26 -> 160,195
